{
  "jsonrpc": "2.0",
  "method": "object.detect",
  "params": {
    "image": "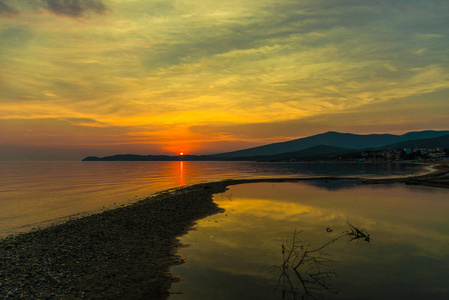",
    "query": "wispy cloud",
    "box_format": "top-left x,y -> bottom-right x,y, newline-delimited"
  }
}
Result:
0,0 -> 17,15
1,0 -> 448,159
44,0 -> 106,17
0,0 -> 106,18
